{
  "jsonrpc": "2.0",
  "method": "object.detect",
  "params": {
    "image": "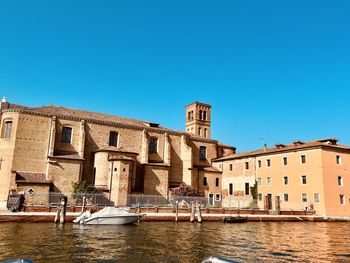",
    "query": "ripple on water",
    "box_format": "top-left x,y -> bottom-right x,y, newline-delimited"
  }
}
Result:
0,222 -> 349,262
